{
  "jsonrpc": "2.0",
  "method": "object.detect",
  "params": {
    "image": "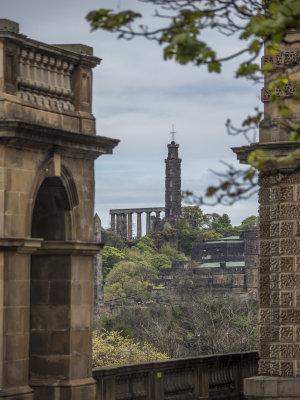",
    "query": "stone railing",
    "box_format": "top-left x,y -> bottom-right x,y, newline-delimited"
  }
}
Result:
17,48 -> 75,112
92,351 -> 258,400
